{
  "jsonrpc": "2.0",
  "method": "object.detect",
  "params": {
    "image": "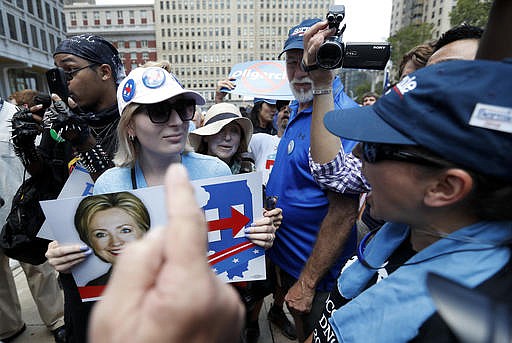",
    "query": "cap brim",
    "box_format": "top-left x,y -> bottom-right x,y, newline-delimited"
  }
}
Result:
278,42 -> 304,58
323,106 -> 416,145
